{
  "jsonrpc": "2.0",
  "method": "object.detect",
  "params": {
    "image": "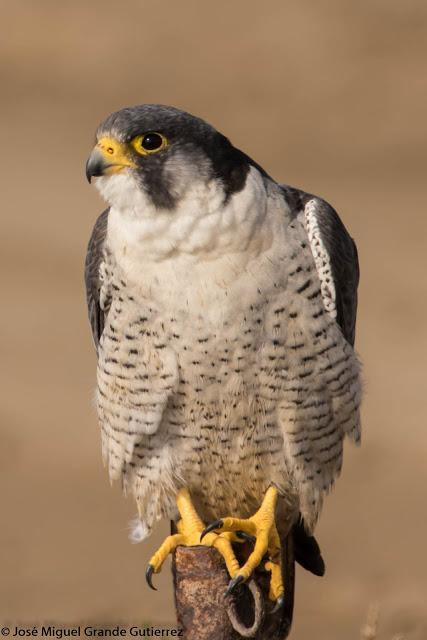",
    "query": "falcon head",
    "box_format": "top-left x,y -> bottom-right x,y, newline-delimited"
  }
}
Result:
86,104 -> 261,211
